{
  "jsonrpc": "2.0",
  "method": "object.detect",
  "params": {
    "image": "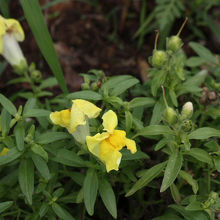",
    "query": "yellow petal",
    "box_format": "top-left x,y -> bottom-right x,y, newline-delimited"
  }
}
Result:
108,130 -> 126,150
50,109 -> 71,128
125,138 -> 137,154
0,147 -> 9,156
73,99 -> 101,119
69,99 -> 101,133
102,110 -> 118,133
86,132 -> 109,158
0,18 -> 6,53
4,18 -> 24,42
100,139 -> 122,172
